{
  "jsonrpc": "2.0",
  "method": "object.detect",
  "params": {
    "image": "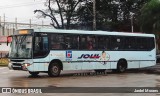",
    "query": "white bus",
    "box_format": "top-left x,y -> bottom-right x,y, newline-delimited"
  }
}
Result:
8,29 -> 156,77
